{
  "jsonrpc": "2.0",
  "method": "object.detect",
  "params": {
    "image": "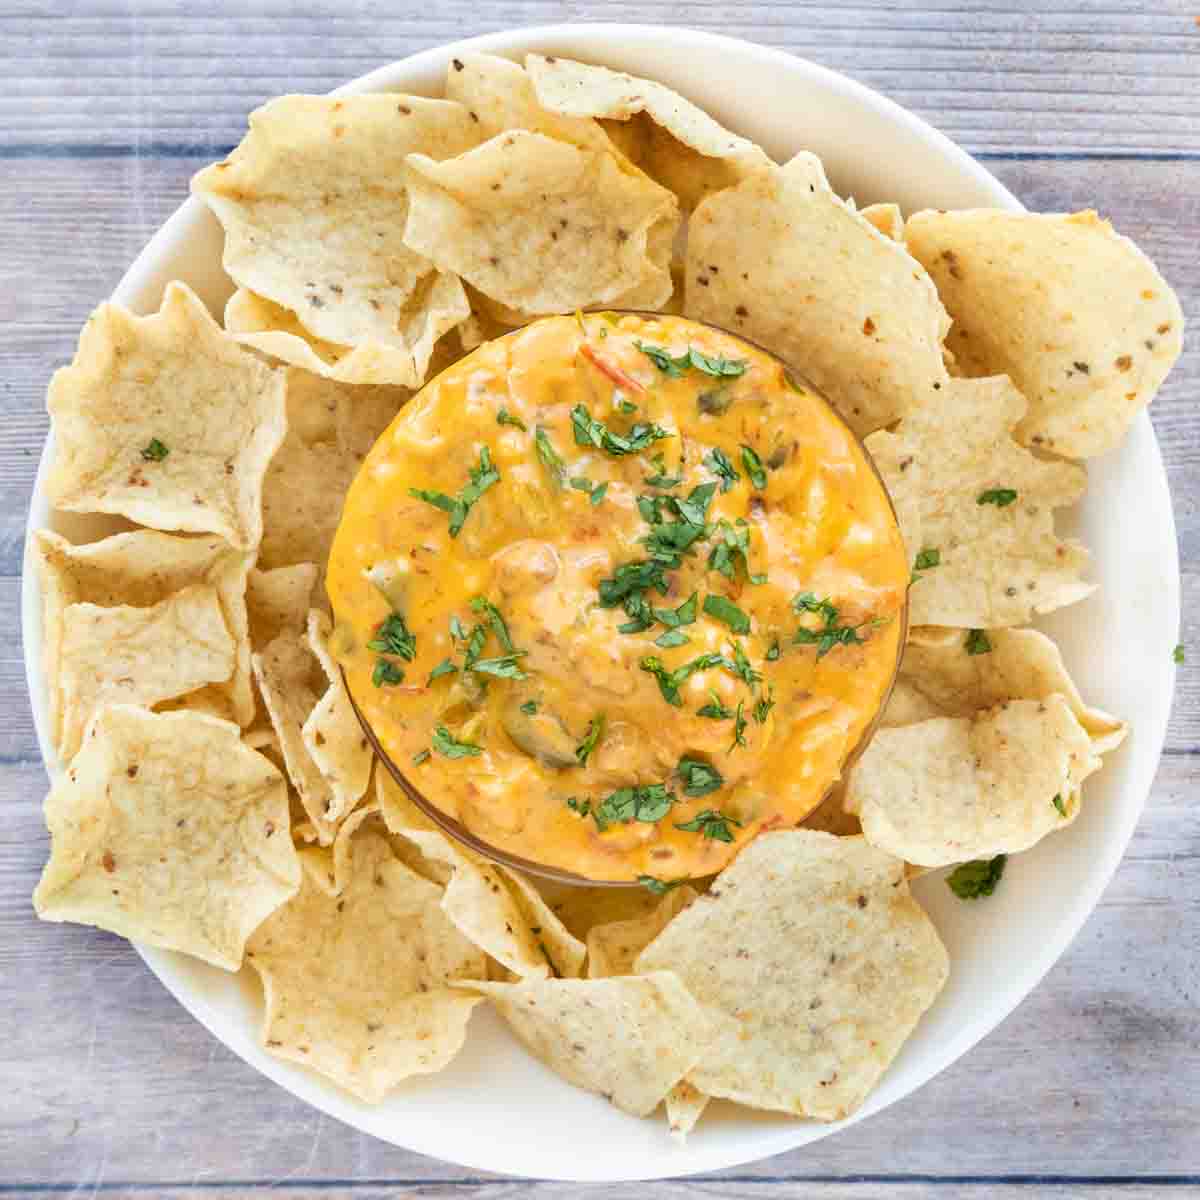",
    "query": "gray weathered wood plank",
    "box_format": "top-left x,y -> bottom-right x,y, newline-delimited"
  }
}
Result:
4,1 -> 1200,155
2,754 -> 1197,1186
